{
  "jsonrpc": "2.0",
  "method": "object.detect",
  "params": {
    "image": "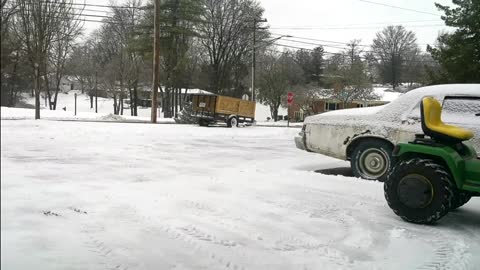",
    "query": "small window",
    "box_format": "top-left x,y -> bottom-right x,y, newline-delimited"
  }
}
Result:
325,102 -> 338,111
356,103 -> 364,108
